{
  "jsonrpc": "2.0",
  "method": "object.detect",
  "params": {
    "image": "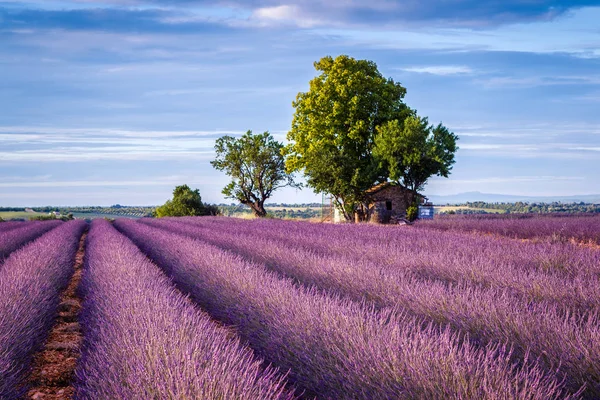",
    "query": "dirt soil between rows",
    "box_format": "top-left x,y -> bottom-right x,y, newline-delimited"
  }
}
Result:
26,232 -> 87,400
